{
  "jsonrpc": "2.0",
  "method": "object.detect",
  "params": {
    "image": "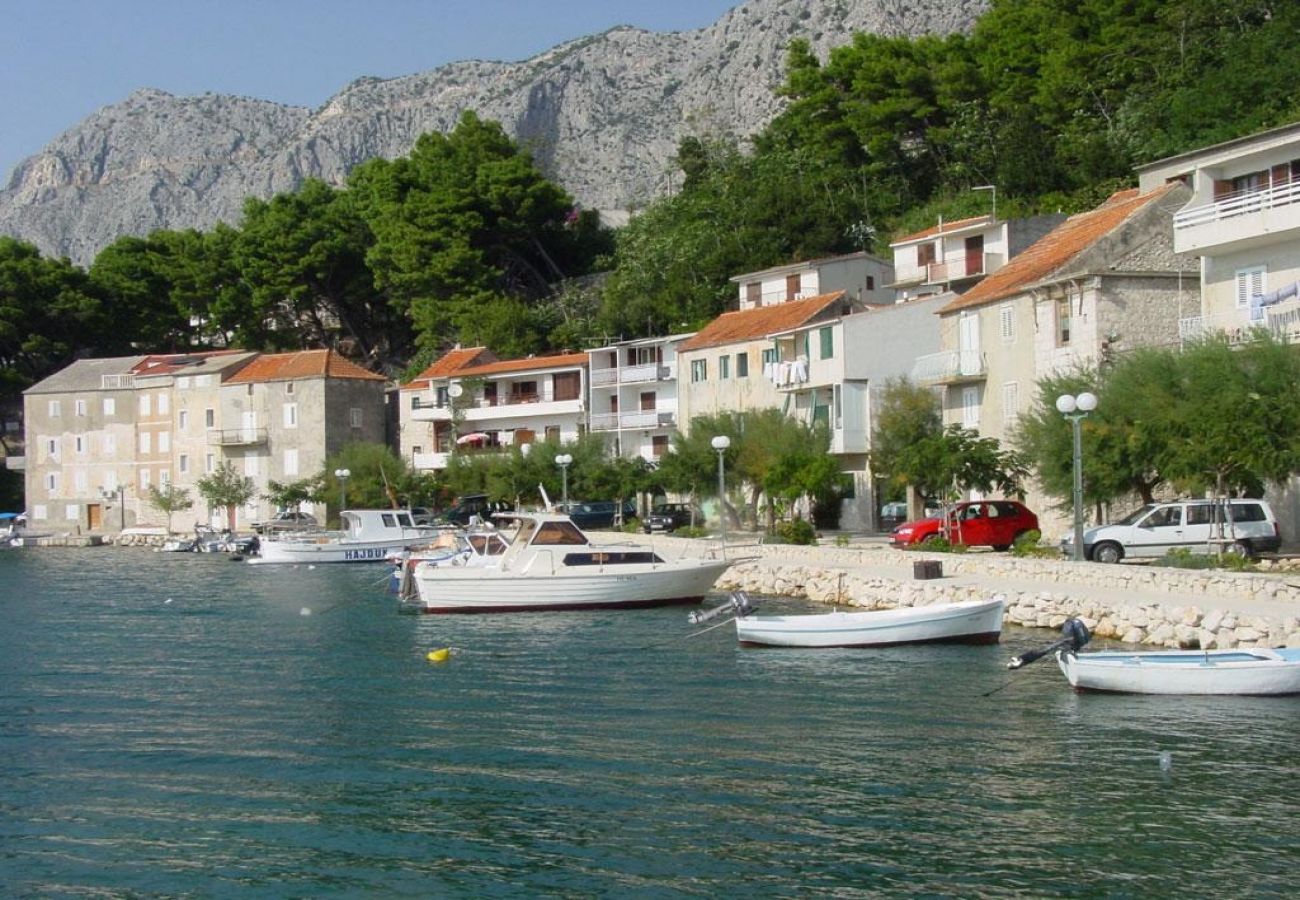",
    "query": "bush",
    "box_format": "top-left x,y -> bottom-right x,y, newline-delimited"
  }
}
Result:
1011,529 -> 1058,558
771,519 -> 817,545
833,534 -> 850,548
620,518 -> 642,533
1160,548 -> 1255,571
673,525 -> 711,539
907,536 -> 967,553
